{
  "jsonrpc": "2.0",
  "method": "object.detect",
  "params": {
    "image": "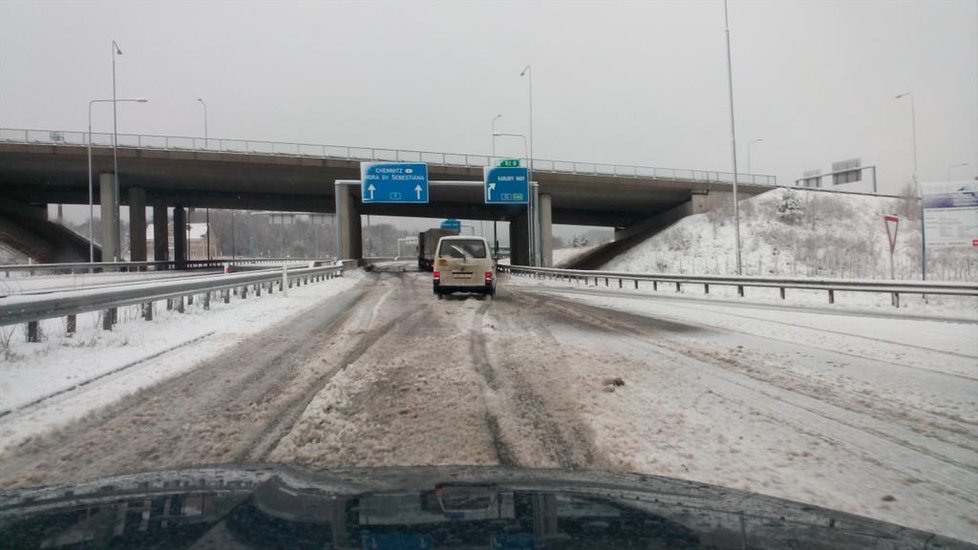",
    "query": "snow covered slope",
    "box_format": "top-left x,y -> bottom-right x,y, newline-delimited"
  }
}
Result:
603,188 -> 975,281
